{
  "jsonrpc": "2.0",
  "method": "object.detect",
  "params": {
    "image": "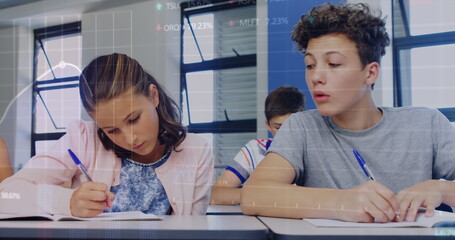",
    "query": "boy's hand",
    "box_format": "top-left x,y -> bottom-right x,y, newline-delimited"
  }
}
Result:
336,181 -> 399,223
70,182 -> 115,217
396,180 -> 443,222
